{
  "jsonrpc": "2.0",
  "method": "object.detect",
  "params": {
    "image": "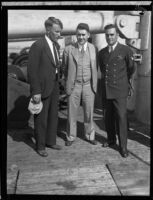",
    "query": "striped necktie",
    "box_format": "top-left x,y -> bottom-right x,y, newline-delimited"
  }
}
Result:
53,43 -> 59,66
